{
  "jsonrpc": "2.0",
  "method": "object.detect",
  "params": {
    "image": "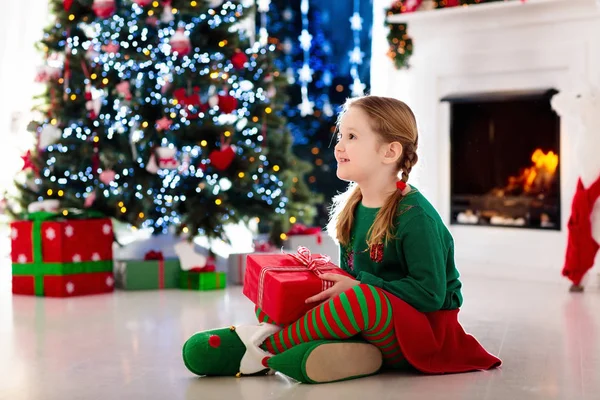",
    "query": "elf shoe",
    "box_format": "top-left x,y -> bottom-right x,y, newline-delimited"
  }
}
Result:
266,340 -> 383,384
182,322 -> 281,377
